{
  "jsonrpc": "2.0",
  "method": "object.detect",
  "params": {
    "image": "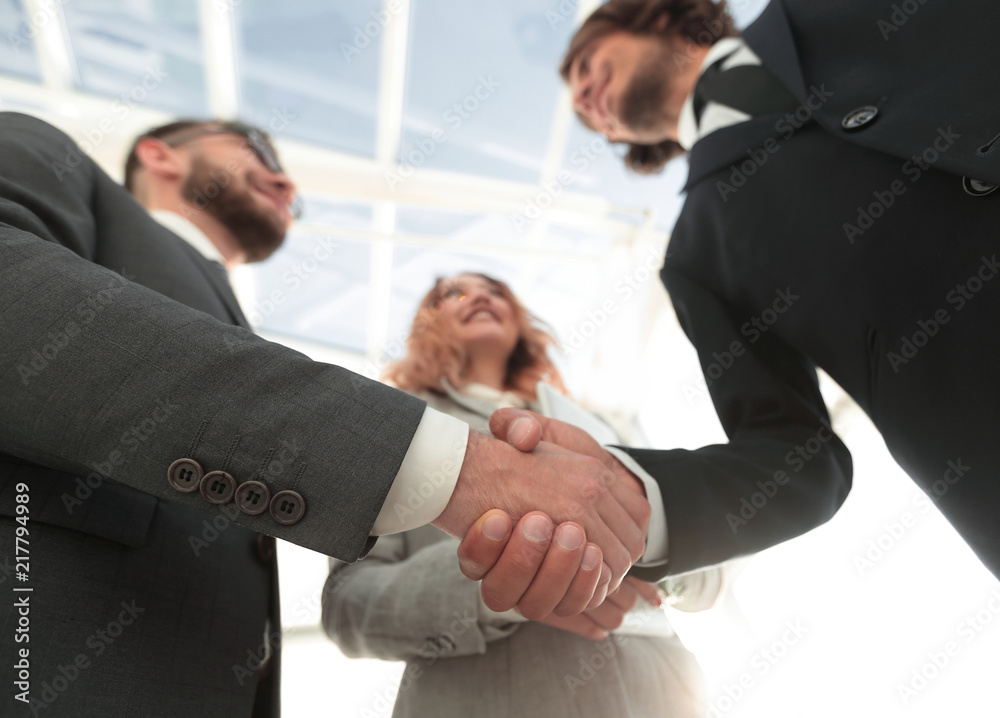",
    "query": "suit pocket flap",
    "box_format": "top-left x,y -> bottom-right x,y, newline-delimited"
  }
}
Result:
0,461 -> 156,547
